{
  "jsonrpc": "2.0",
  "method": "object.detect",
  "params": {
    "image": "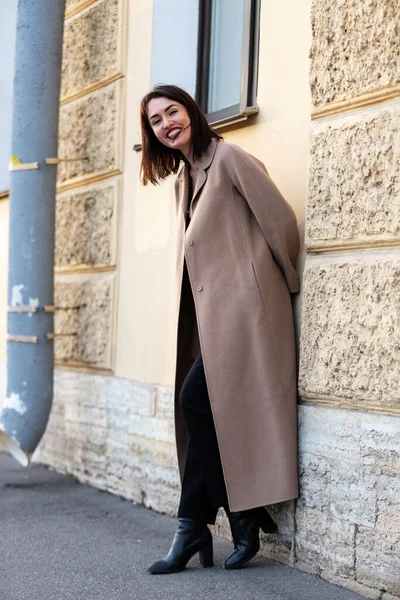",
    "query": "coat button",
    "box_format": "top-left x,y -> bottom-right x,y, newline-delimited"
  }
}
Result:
188,240 -> 194,246
197,285 -> 203,292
